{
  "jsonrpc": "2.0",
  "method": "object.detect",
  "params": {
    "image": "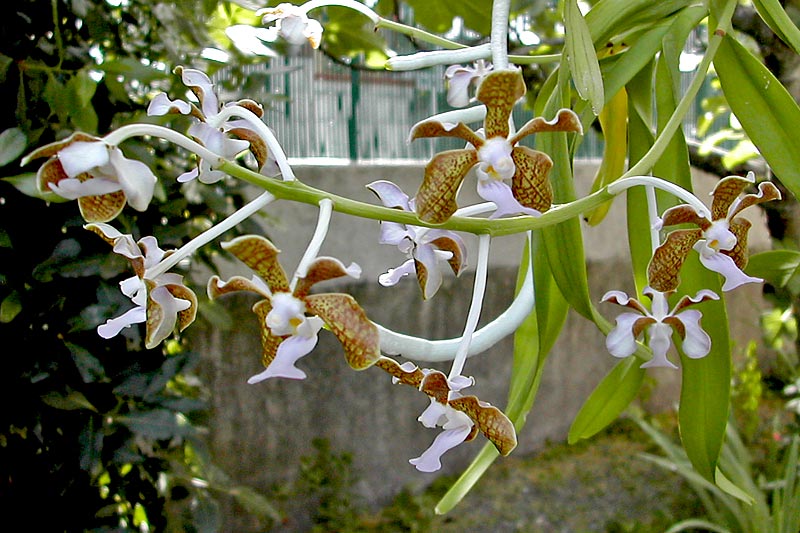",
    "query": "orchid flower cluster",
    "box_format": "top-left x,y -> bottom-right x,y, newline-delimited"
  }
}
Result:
22,0 -> 787,506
